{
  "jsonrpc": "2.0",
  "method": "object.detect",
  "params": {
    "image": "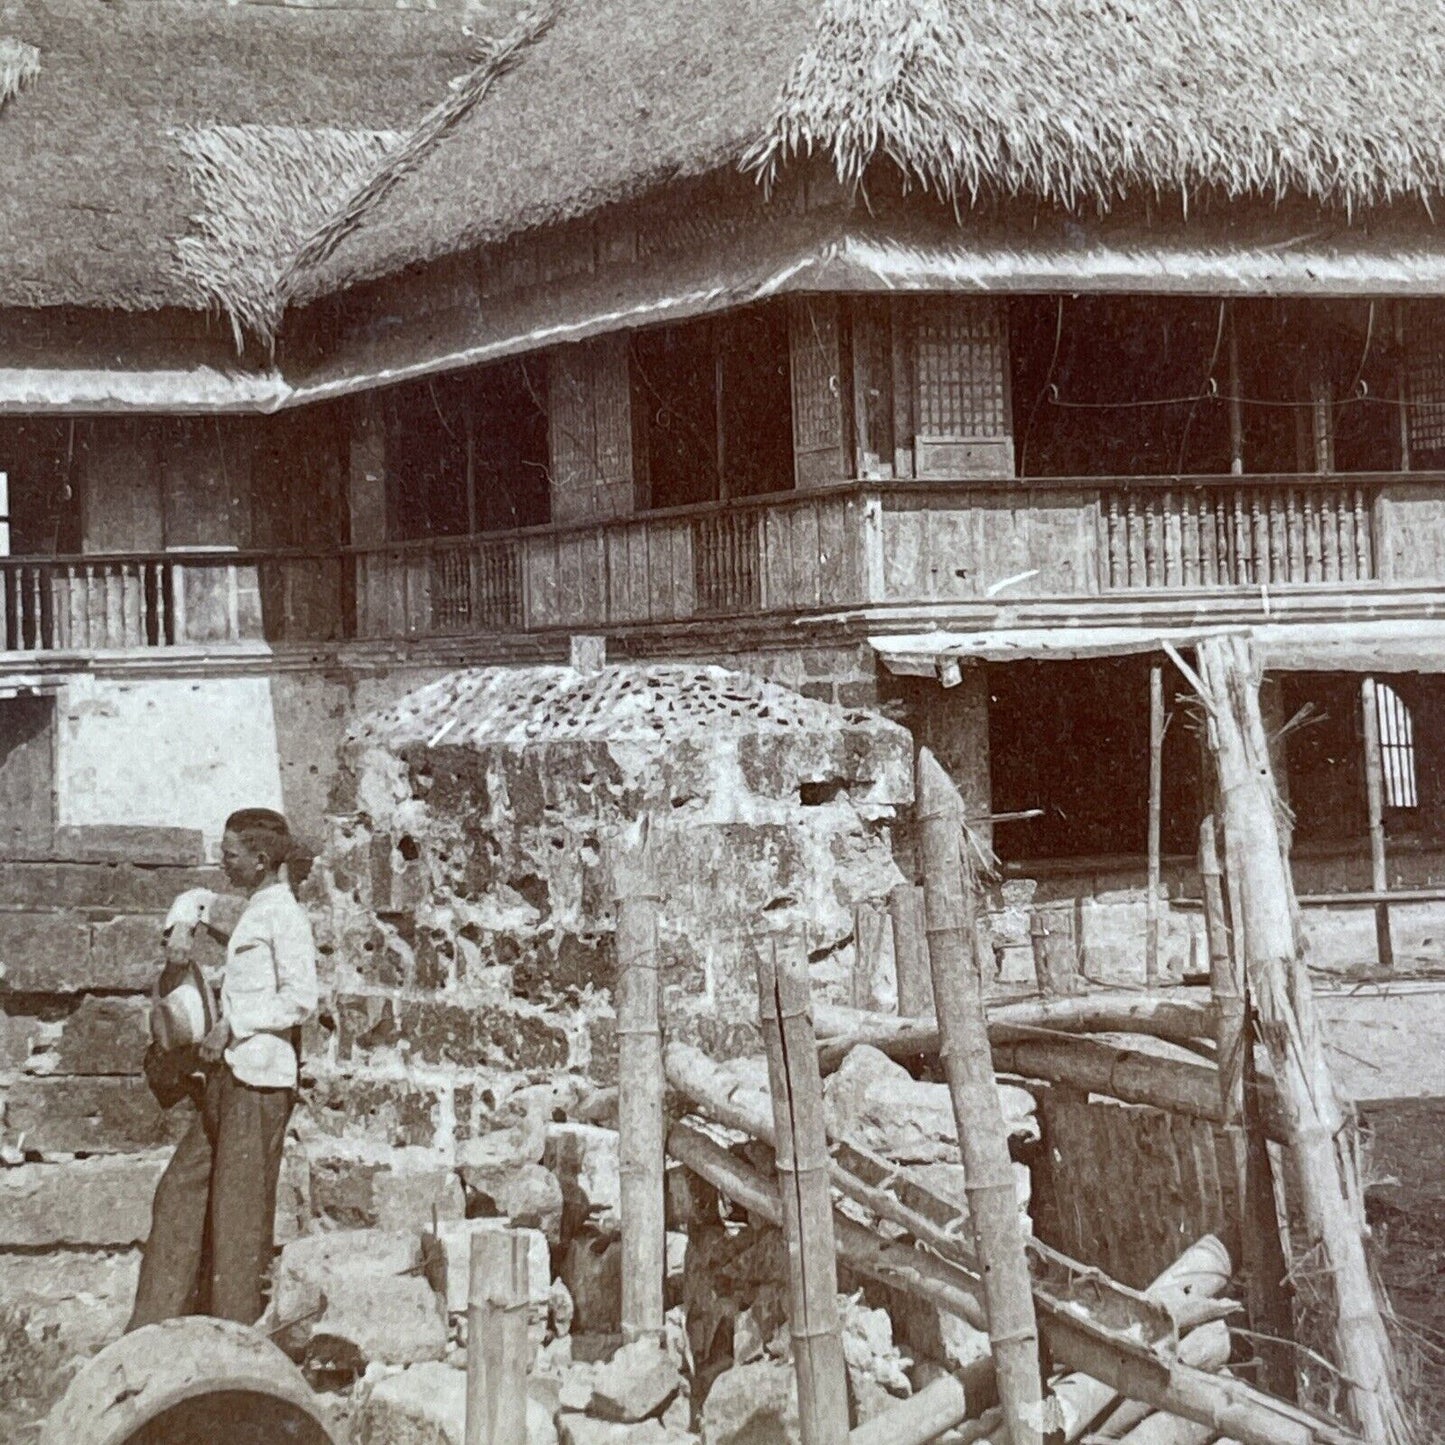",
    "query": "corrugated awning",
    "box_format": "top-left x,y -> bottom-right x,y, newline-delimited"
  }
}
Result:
872,621 -> 1445,676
